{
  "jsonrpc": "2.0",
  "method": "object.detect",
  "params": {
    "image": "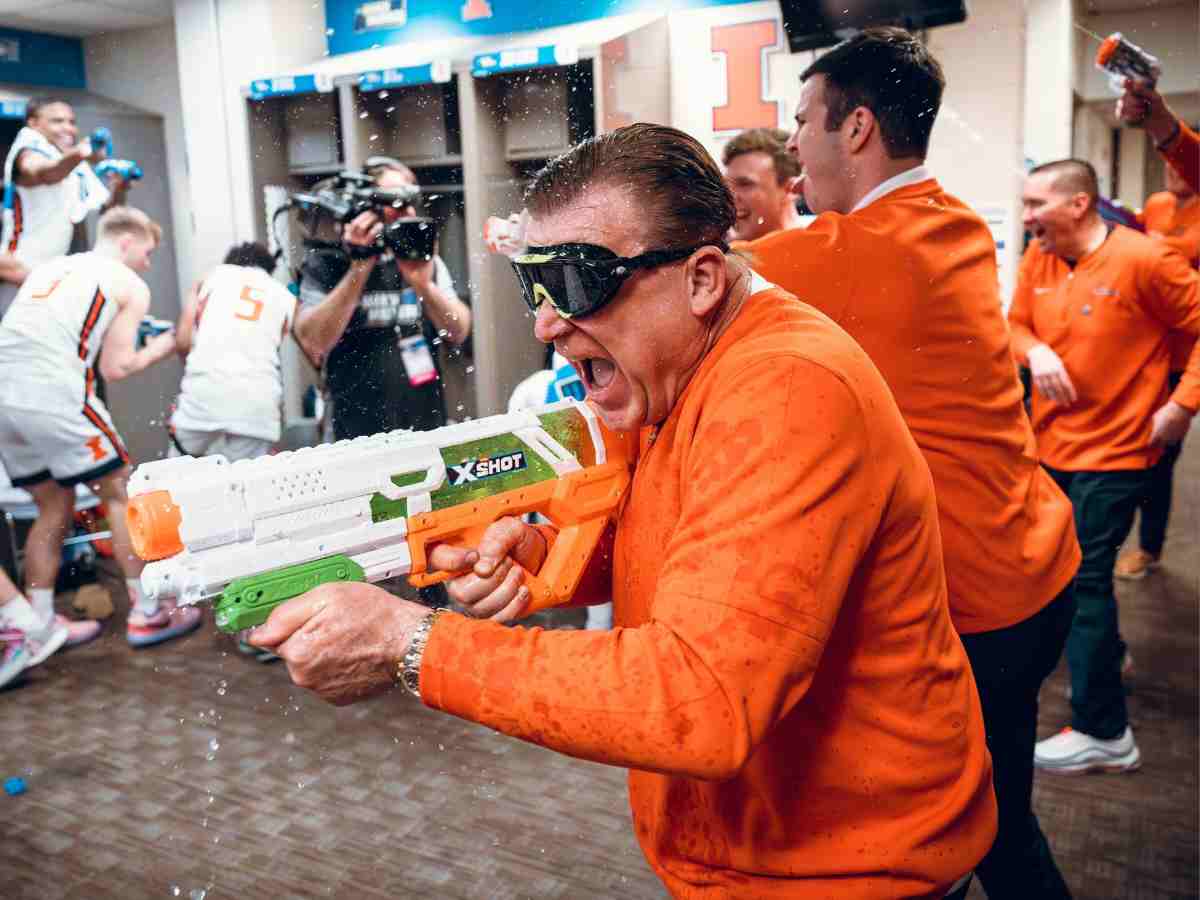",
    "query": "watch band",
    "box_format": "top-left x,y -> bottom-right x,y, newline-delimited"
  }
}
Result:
399,609 -> 445,700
